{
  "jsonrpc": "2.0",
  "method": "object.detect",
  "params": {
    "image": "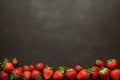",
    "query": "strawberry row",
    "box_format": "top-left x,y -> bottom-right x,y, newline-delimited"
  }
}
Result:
0,58 -> 119,80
